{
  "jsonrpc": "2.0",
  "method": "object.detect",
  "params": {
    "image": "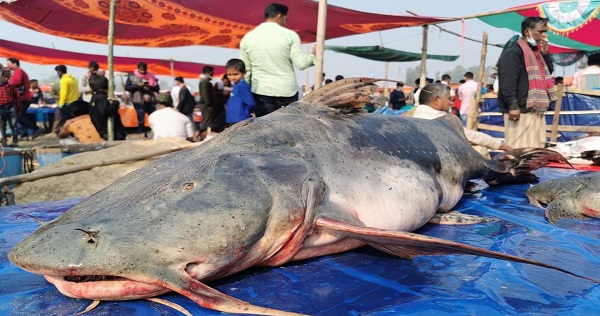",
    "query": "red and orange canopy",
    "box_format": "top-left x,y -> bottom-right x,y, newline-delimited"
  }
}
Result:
0,0 -> 449,48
